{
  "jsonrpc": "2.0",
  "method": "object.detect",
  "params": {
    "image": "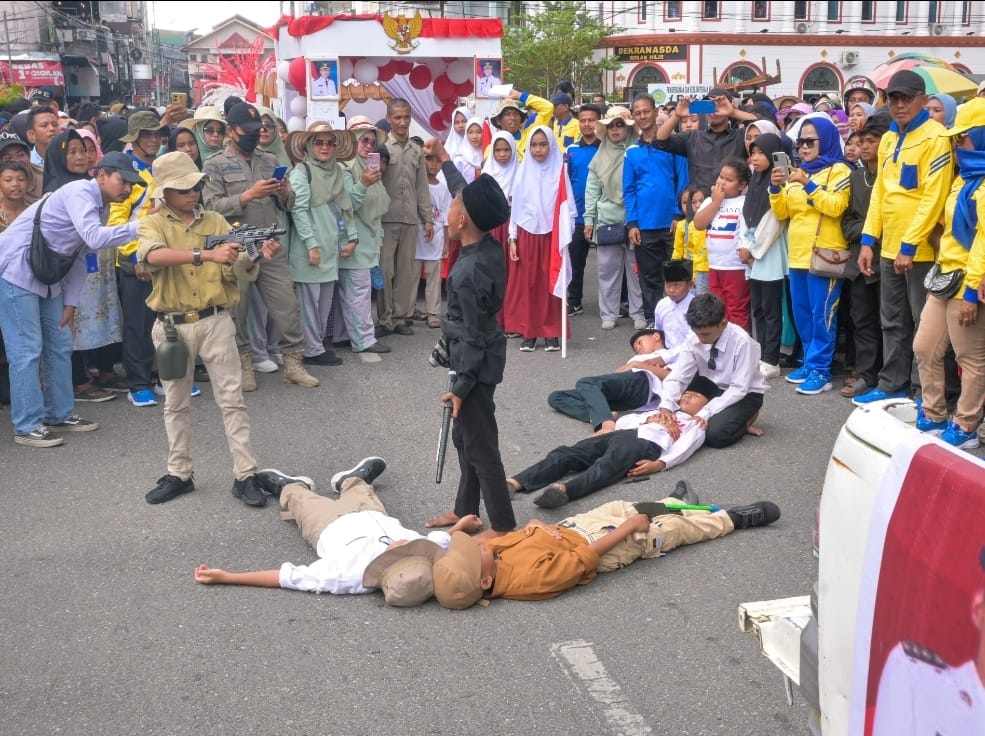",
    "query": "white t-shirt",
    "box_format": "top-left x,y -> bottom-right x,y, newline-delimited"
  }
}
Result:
416,181 -> 452,261
700,194 -> 746,270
